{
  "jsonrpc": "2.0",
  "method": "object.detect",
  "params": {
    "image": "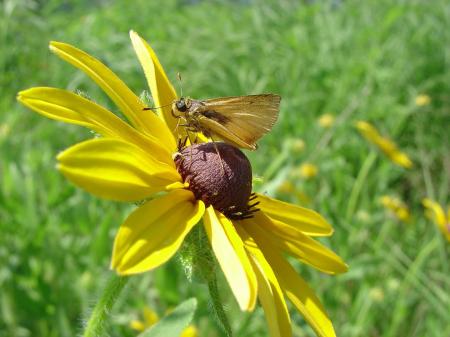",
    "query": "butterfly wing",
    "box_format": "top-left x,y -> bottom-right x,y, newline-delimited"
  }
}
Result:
197,94 -> 281,150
